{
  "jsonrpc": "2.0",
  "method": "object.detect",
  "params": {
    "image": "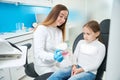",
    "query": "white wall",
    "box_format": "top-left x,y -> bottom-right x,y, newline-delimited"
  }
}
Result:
86,0 -> 113,22
68,0 -> 113,48
106,0 -> 120,80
